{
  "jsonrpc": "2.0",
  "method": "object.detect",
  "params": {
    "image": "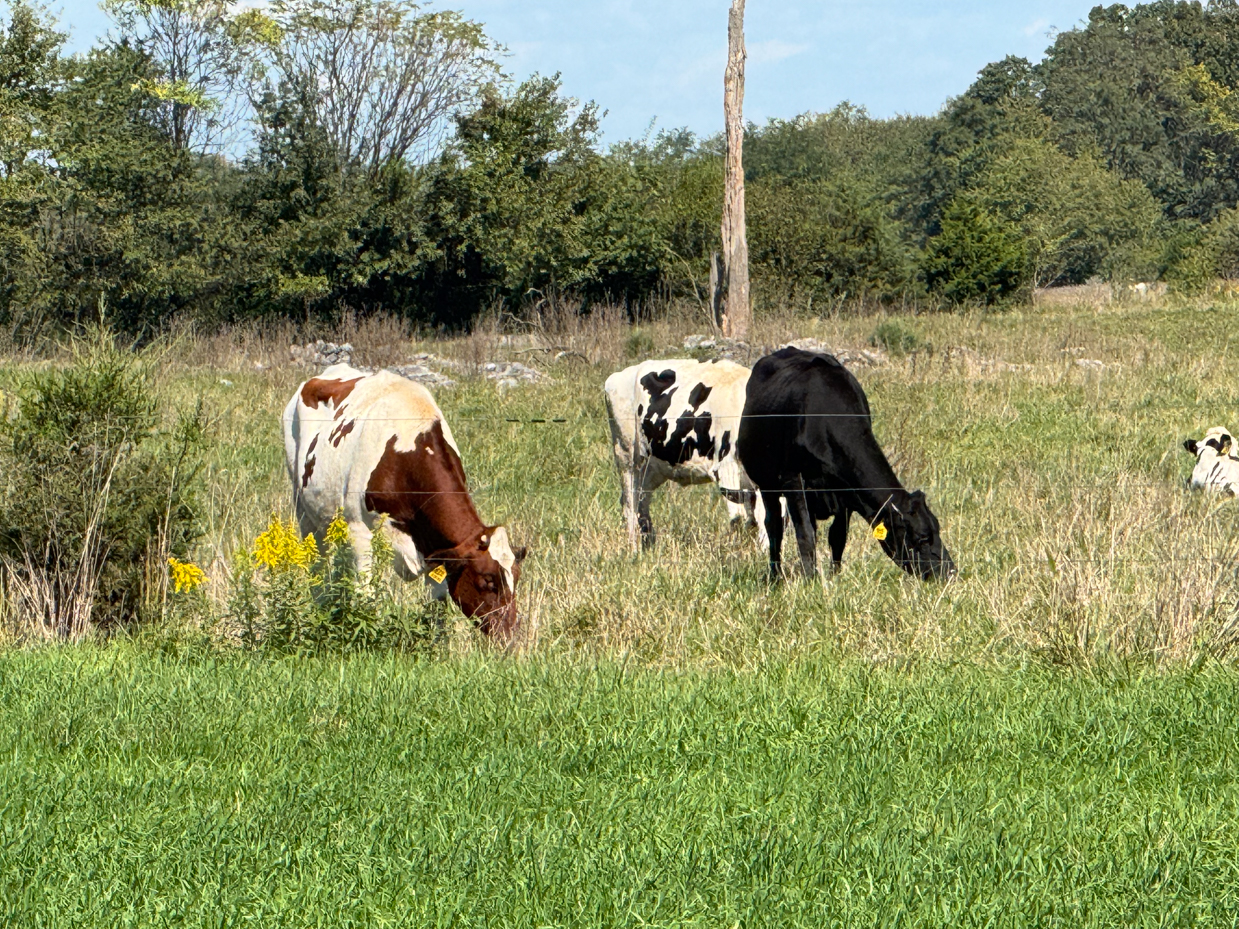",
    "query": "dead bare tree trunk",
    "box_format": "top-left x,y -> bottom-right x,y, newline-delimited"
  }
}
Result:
718,0 -> 751,341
